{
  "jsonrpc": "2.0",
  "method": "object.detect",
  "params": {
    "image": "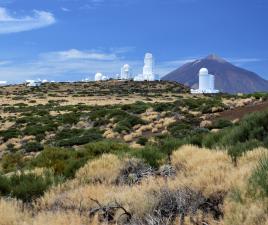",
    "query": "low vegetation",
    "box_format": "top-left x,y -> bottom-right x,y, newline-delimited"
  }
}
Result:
0,82 -> 268,224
